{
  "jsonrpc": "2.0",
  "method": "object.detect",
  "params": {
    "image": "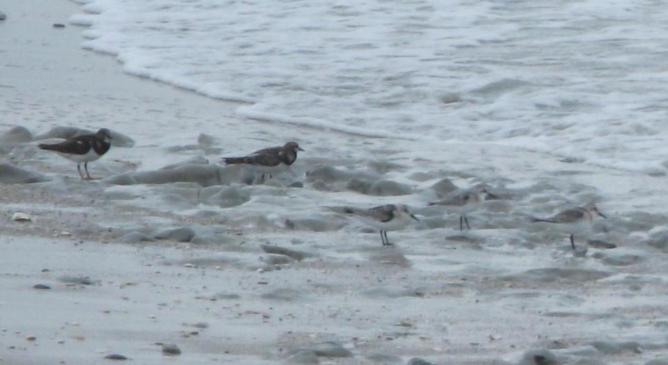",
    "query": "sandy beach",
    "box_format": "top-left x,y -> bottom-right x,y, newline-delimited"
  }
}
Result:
2,1 -> 668,365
